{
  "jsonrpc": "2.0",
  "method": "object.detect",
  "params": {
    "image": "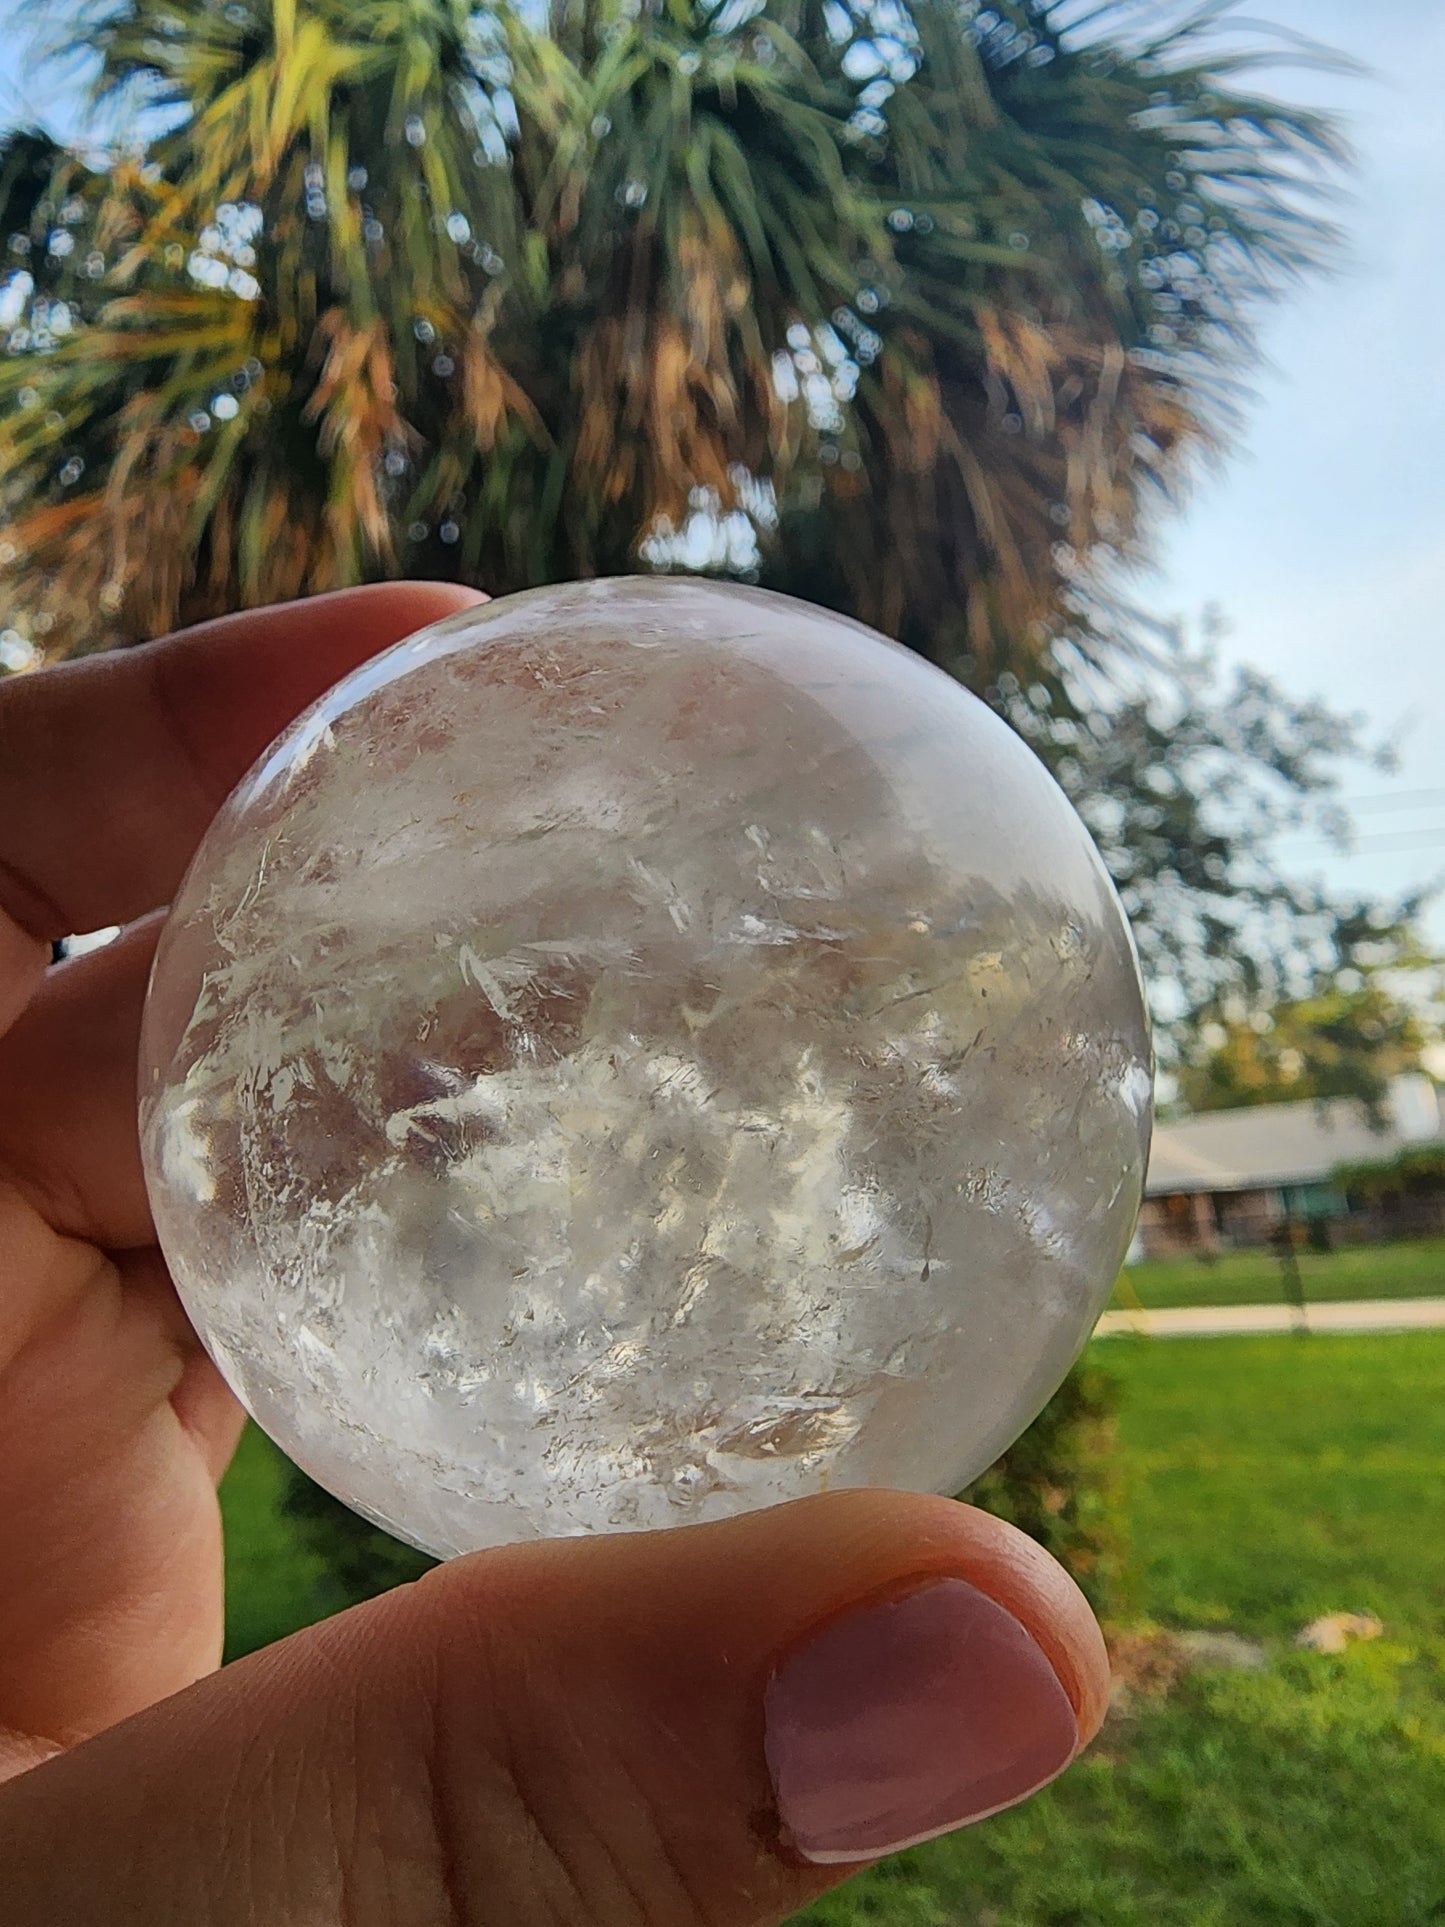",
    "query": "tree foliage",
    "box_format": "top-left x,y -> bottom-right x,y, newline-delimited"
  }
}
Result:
961,1354 -> 1127,1618
1333,1142 -> 1445,1204
1175,903 -> 1442,1116
993,615 -> 1400,1040
1,0 -> 1342,679
281,1463 -> 436,1608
